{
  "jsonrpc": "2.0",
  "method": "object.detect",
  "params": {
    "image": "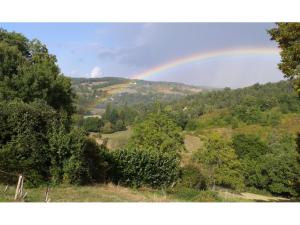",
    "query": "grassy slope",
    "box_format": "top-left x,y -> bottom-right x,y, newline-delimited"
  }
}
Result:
1,183 -> 290,202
